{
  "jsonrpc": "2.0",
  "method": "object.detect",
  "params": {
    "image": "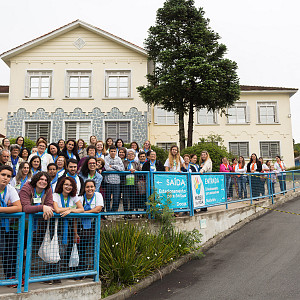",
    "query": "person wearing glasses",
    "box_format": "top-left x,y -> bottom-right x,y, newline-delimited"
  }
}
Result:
79,157 -> 103,192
